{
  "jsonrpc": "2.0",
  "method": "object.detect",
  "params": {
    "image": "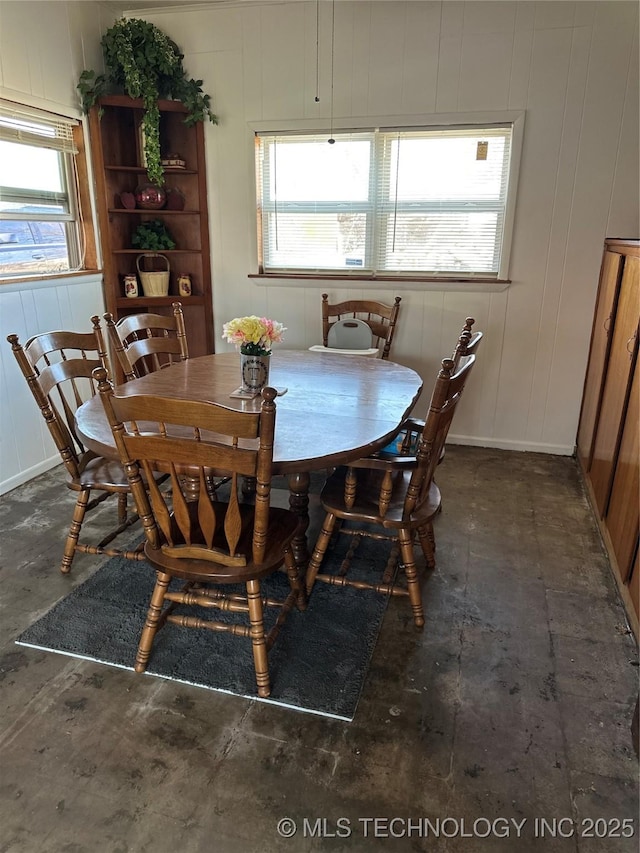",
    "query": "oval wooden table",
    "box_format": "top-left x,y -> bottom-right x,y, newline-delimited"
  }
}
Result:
76,350 -> 423,565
